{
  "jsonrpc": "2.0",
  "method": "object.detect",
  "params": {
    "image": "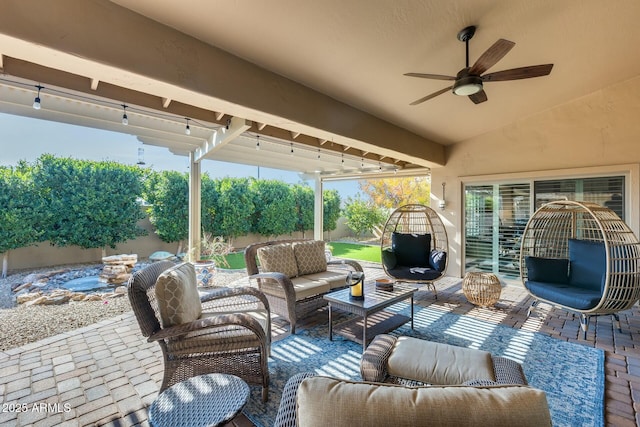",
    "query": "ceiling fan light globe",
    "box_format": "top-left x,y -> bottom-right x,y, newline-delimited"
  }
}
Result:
452,75 -> 483,96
